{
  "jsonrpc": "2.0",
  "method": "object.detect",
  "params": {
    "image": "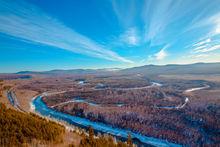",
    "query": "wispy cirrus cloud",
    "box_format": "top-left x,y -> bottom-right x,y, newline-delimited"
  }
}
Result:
142,0 -> 194,46
186,11 -> 220,56
193,38 -> 211,47
154,44 -> 170,61
111,0 -> 141,47
187,12 -> 220,35
147,45 -> 169,62
111,0 -> 220,65
193,44 -> 220,53
111,0 -> 137,28
155,49 -> 168,60
0,0 -> 133,63
119,27 -> 140,46
142,0 -> 220,46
